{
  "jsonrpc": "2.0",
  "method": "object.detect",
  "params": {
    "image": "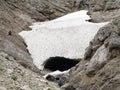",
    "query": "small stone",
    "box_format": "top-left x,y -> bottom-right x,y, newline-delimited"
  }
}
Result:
6,69 -> 13,74
21,85 -> 32,90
